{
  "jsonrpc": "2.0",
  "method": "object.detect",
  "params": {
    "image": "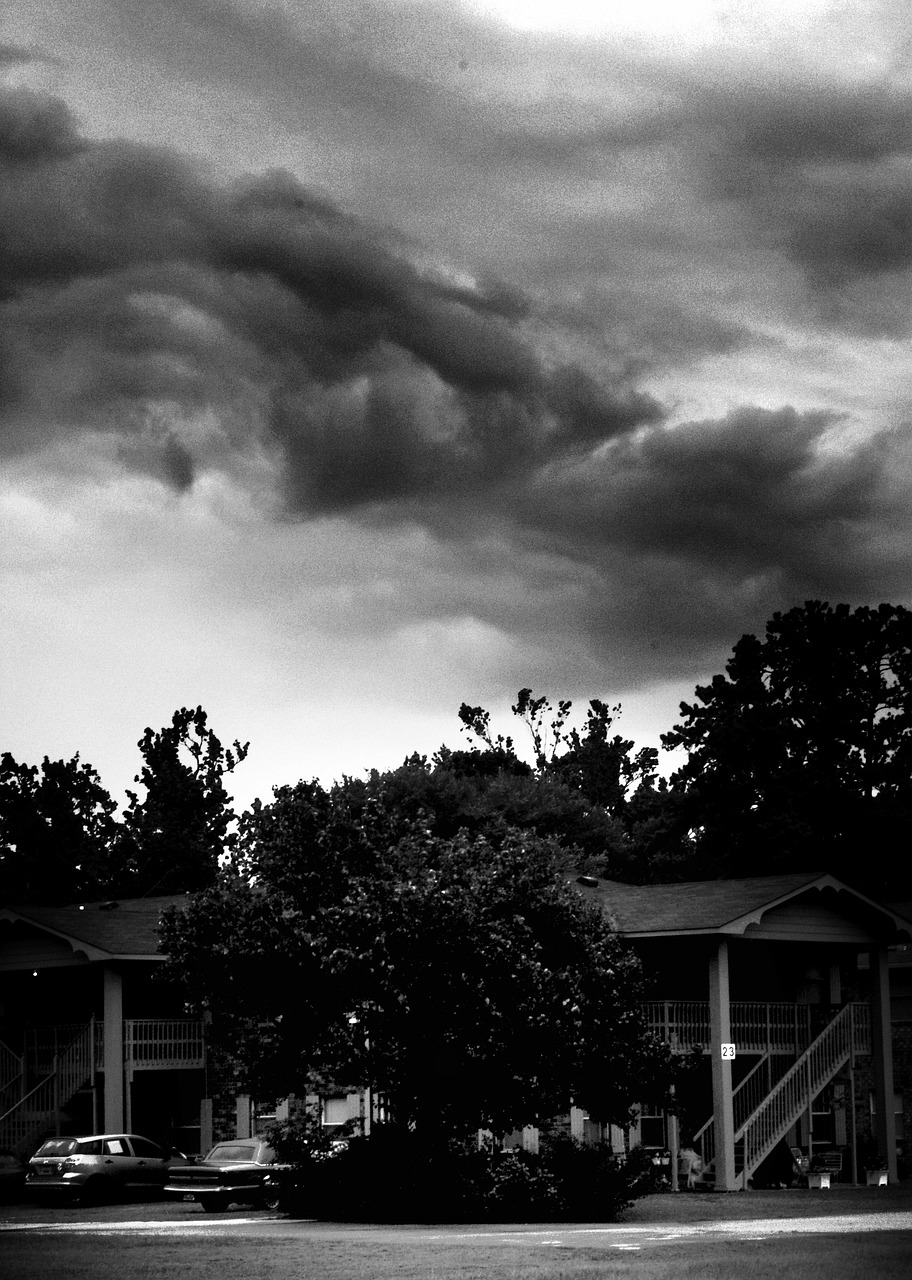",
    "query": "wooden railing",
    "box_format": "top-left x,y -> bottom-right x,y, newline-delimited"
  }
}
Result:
0,1023 -> 95,1156
0,1038 -> 25,1116
643,1001 -> 861,1054
739,1003 -> 869,1183
24,1020 -> 205,1073
125,1020 -> 205,1069
694,1052 -> 793,1173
